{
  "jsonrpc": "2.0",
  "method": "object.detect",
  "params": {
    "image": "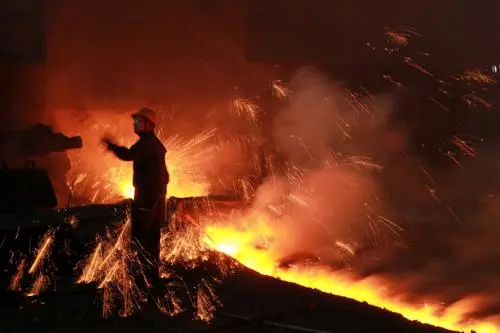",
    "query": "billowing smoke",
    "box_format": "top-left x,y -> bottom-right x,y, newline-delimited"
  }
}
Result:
244,67 -> 403,261
238,64 -> 500,323
363,145 -> 500,317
